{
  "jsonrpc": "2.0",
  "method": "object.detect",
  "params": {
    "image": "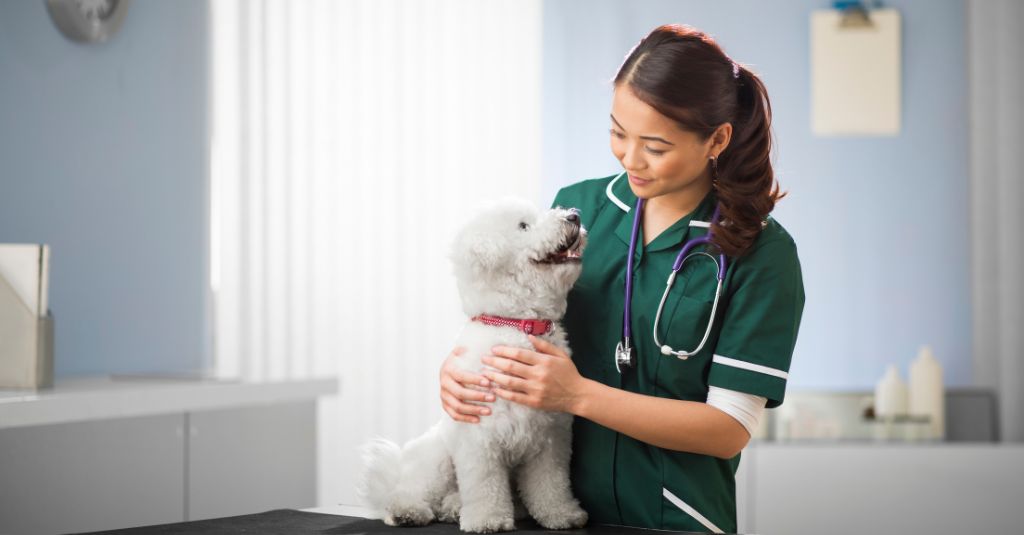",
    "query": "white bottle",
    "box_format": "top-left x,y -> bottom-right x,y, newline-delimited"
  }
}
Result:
874,364 -> 908,418
909,345 -> 945,440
